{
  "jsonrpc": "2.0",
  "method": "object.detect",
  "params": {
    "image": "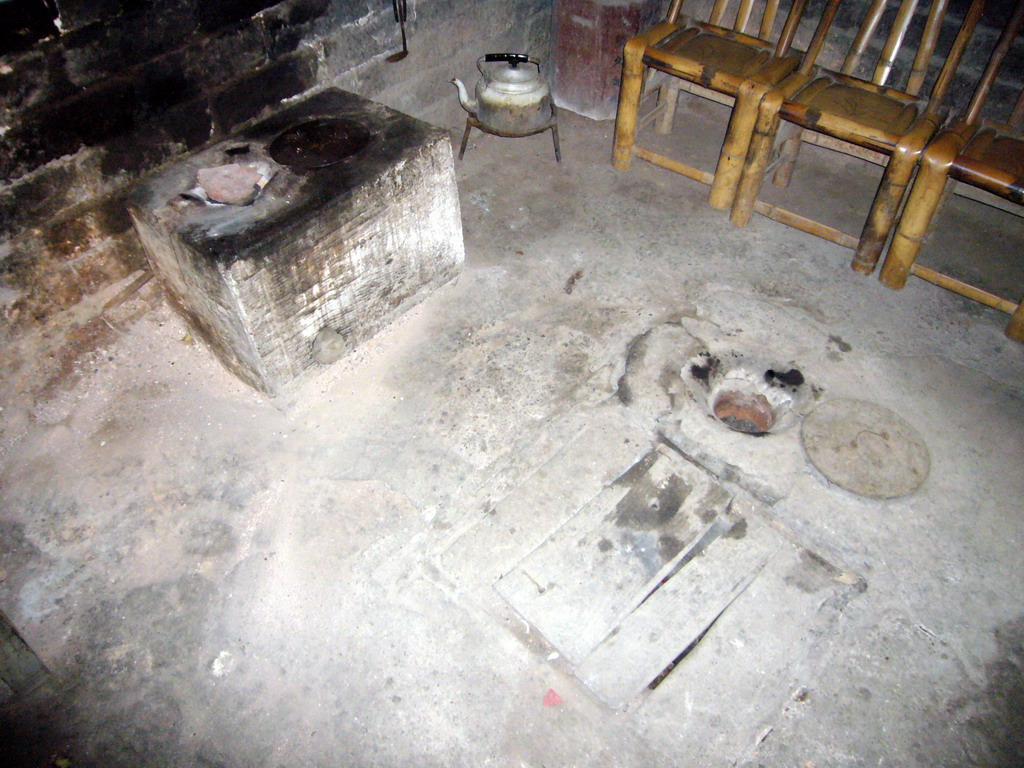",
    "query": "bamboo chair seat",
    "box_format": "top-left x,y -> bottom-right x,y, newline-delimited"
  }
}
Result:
879,0 -> 1024,342
646,25 -> 787,87
727,0 -> 987,274
612,0 -> 840,195
779,77 -> 921,142
957,129 -> 1024,189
